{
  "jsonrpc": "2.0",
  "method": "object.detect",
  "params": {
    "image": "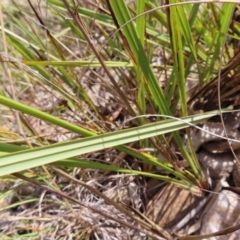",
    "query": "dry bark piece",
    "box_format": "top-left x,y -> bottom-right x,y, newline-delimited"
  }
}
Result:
233,161 -> 240,187
200,190 -> 240,239
198,149 -> 234,180
145,184 -> 202,229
